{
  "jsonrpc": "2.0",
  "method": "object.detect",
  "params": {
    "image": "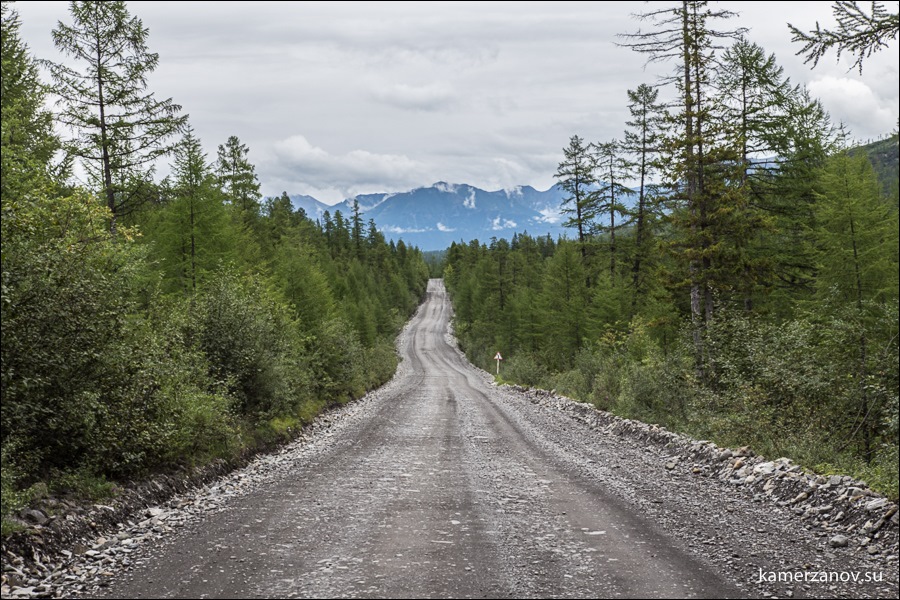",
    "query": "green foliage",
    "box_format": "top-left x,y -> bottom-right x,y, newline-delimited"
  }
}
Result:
195,271 -> 302,417
851,134 -> 898,200
217,135 -> 262,227
451,234 -> 898,497
0,0 -> 430,531
815,151 -> 899,305
142,129 -> 238,294
1,4 -> 62,203
447,148 -> 899,495
788,1 -> 898,73
555,135 -> 599,250
2,190 -> 141,476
